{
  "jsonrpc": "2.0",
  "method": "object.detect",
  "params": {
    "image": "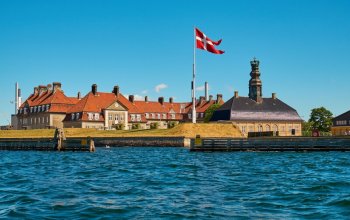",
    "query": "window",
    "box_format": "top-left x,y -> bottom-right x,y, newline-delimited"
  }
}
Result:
30,107 -> 33,113
76,113 -> 80,120
115,115 -> 119,121
120,115 -> 124,120
137,114 -> 141,121
337,120 -> 347,126
34,106 -> 37,112
131,114 -> 135,122
157,114 -> 160,119
163,114 -> 166,119
249,126 -> 254,132
108,114 -> 113,120
88,113 -> 93,120
94,113 -> 99,120
171,113 -> 175,119
151,113 -> 155,119
200,113 -> 204,118
42,105 -> 45,111
258,125 -> 263,132
38,106 -> 41,112
265,125 -> 270,131
46,105 -> 50,111
242,126 -> 246,133
273,124 -> 278,132
71,113 -> 75,120
188,114 -> 192,119
145,113 -> 149,119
